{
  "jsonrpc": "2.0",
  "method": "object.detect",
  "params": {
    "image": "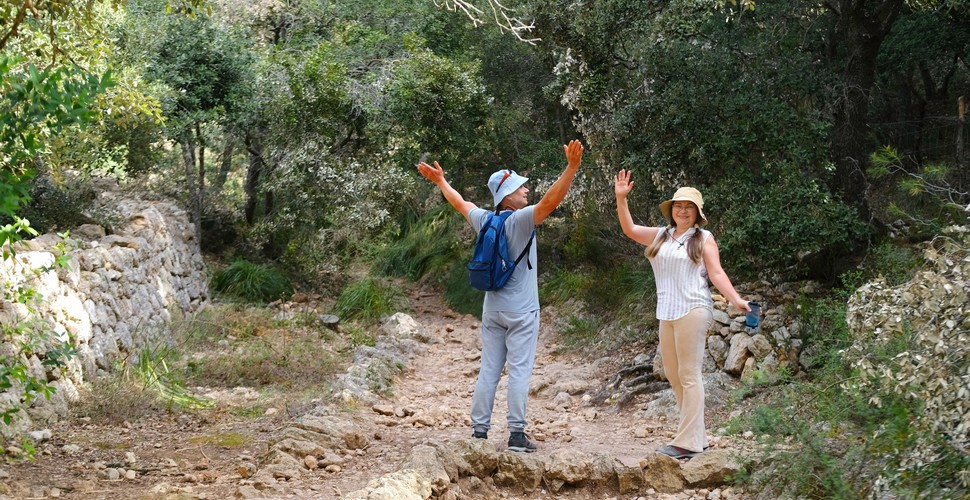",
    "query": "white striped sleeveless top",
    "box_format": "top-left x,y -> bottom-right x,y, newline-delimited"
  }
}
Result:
646,227 -> 714,321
